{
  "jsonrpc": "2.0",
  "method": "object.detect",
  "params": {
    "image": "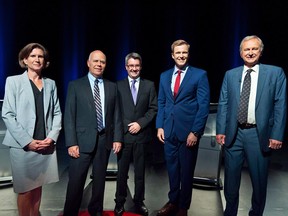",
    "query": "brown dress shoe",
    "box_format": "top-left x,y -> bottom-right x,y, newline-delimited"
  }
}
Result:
176,209 -> 187,216
157,202 -> 178,216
